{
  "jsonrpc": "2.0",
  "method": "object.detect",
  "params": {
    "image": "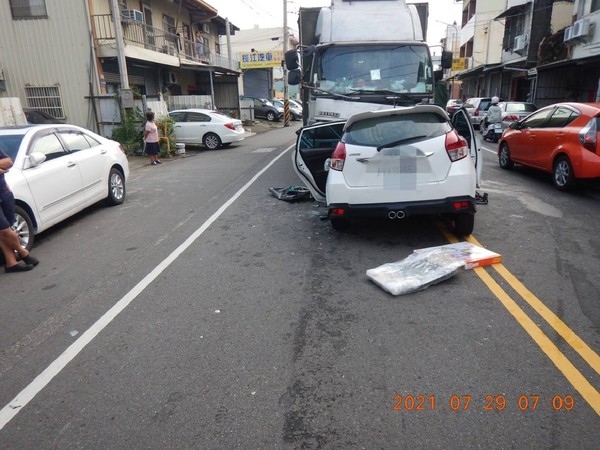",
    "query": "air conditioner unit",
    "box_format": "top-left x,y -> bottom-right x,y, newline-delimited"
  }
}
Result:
572,19 -> 594,39
514,34 -> 528,53
563,26 -> 574,42
201,23 -> 210,33
167,71 -> 179,84
121,9 -> 143,22
162,44 -> 176,56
